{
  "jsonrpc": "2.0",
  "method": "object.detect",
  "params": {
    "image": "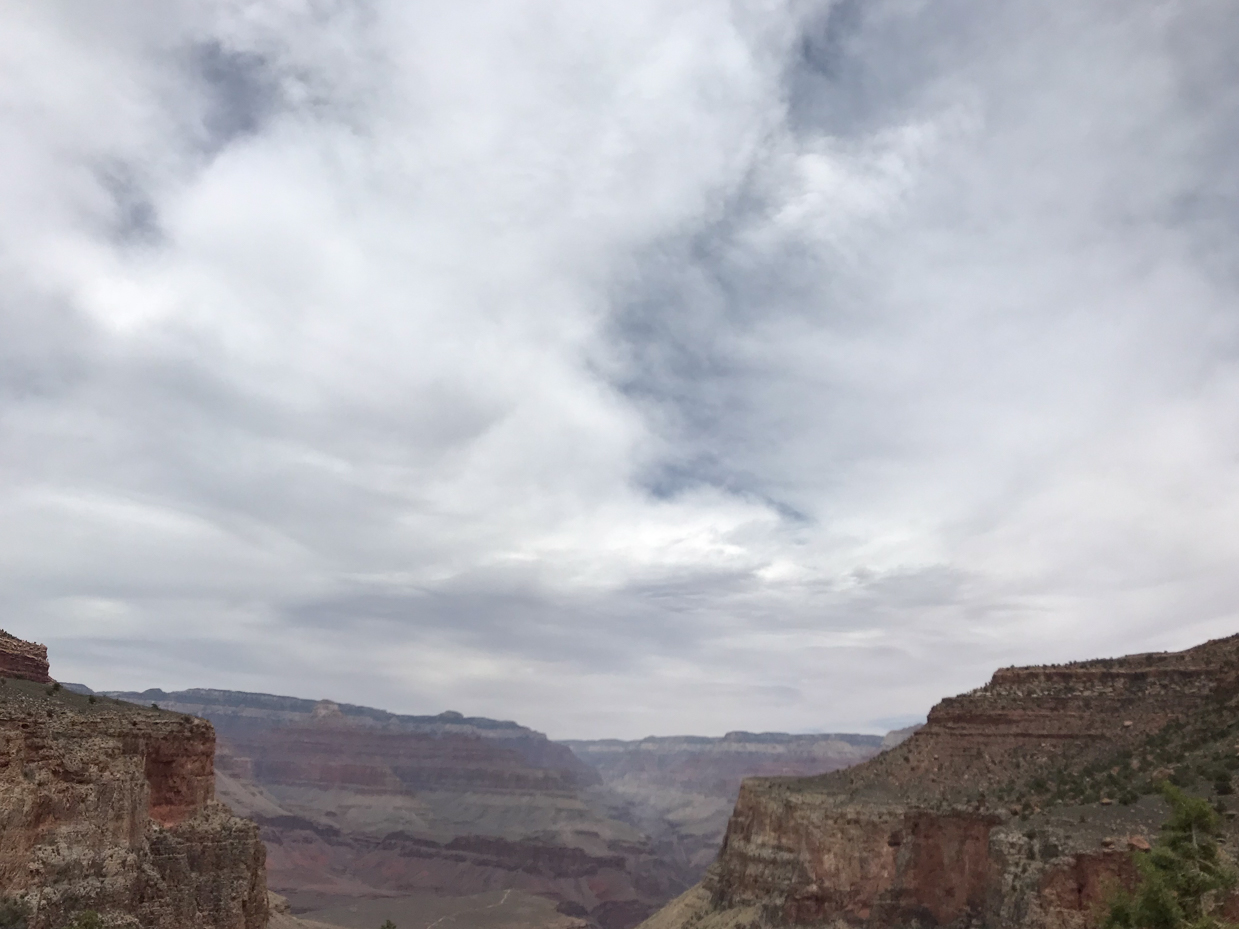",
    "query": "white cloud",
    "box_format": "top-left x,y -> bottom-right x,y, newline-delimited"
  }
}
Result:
3,0 -> 1238,737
